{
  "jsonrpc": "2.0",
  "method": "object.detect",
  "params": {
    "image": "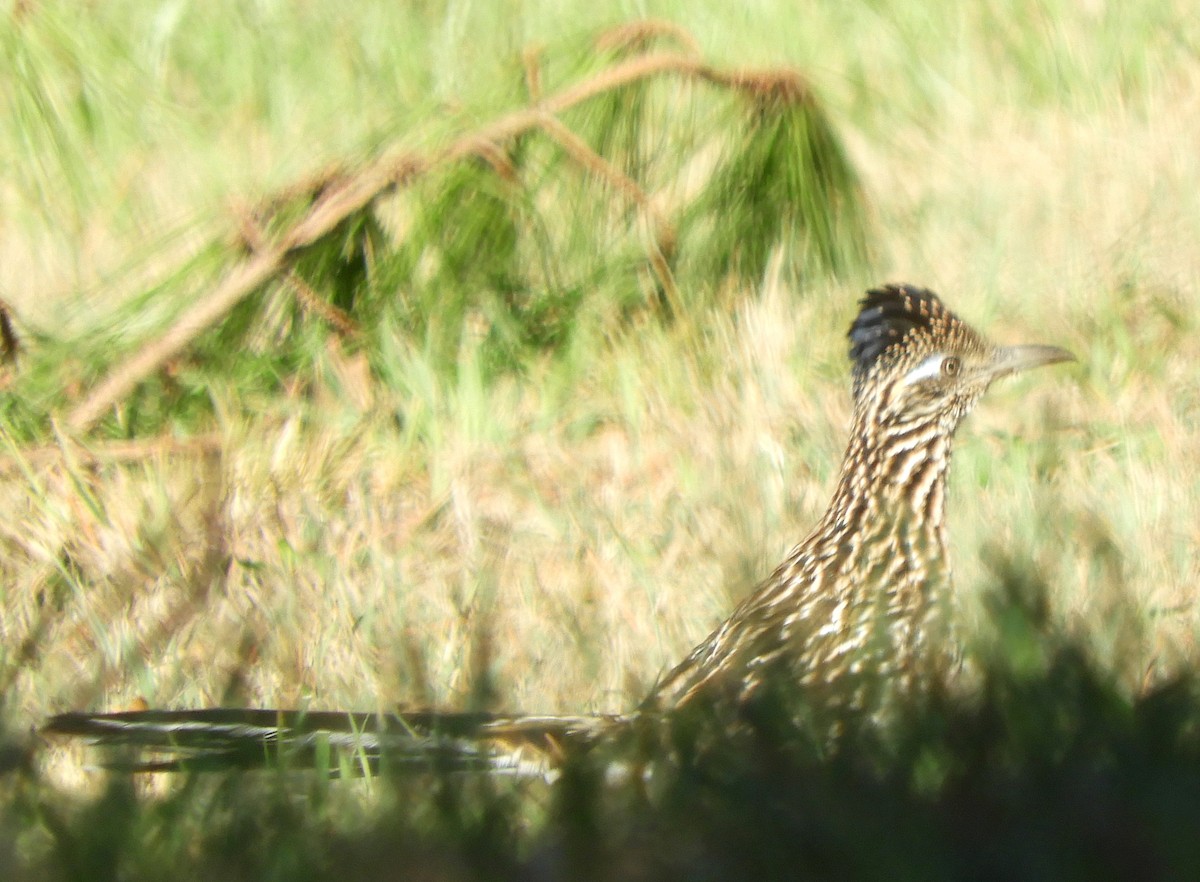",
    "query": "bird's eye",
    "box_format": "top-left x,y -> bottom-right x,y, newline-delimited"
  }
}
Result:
941,356 -> 962,377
